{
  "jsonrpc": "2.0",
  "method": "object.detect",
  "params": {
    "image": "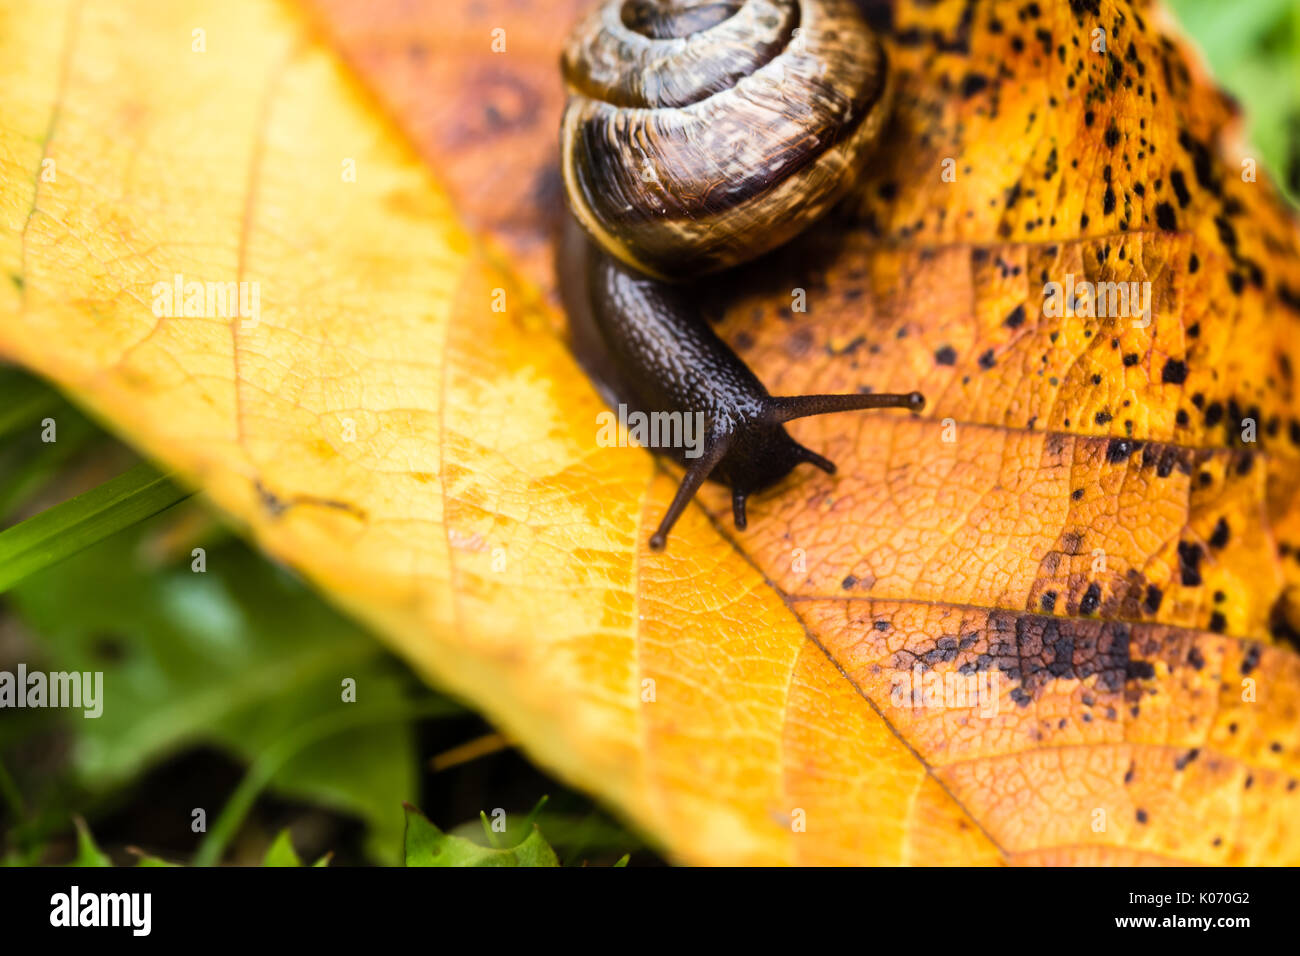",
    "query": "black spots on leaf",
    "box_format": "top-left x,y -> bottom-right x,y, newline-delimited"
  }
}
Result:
1003,304 -> 1026,329
1070,0 -> 1101,17
894,18 -> 974,55
1178,129 -> 1219,194
1209,517 -> 1230,550
1280,283 -> 1300,315
1240,643 -> 1261,676
1175,409 -> 1190,426
1155,202 -> 1178,231
825,334 -> 865,357
927,636 -> 960,662
1079,212 -> 1090,229
1095,411 -> 1112,425
1227,271 -> 1245,295
1161,358 -> 1188,384
1178,541 -> 1204,587
1214,214 -> 1238,252
1268,598 -> 1300,652
1208,611 -> 1227,633
1091,373 -> 1102,385
1188,252 -> 1200,273
1170,169 -> 1191,208
1106,438 -> 1136,463
1174,748 -> 1200,771
1187,645 -> 1205,670
1103,185 -> 1116,216
841,575 -> 857,590
934,344 -> 957,366
1122,353 -> 1139,367
1242,259 -> 1266,291
960,73 -> 990,98
1204,401 -> 1224,427
1072,487 -> 1085,500
1133,181 -> 1145,197
1127,658 -> 1155,680
1003,181 -> 1022,213
1140,442 -> 1184,479
1135,808 -> 1149,824
1104,121 -> 1120,149
951,612 -> 1137,705
1107,52 -> 1124,90
1084,109 -> 1095,127
1034,27 -> 1052,57
1079,582 -> 1102,615
978,349 -> 996,369
874,620 -> 890,632
1040,590 -> 1057,612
